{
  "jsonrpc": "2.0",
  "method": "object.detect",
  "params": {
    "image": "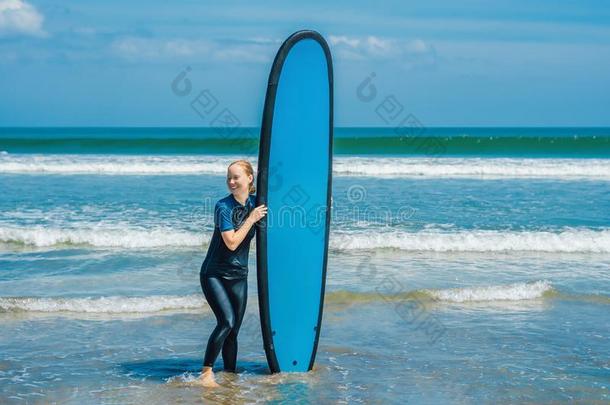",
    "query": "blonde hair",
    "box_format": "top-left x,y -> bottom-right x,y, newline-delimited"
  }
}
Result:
228,160 -> 256,194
